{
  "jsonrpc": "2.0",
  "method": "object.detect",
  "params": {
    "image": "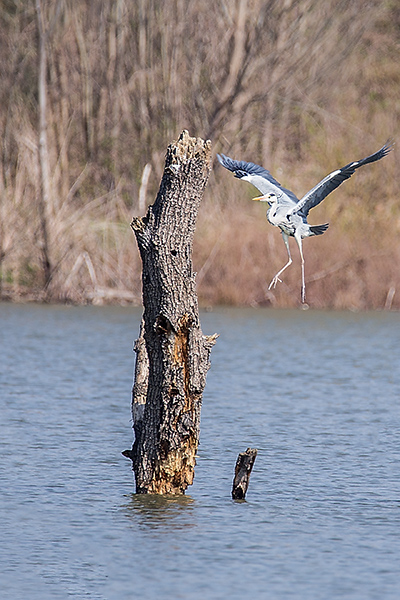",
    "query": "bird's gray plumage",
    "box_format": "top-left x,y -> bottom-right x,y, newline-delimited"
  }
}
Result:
217,154 -> 299,203
217,142 -> 393,303
291,142 -> 393,217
